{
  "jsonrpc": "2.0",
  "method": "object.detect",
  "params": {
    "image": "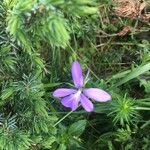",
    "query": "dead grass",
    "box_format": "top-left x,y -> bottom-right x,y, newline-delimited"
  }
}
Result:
113,0 -> 150,22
